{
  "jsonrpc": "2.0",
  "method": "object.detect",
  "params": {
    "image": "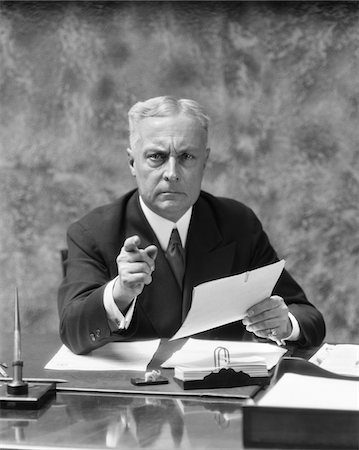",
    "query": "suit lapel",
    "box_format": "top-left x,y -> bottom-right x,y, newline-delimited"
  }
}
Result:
182,196 -> 237,318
